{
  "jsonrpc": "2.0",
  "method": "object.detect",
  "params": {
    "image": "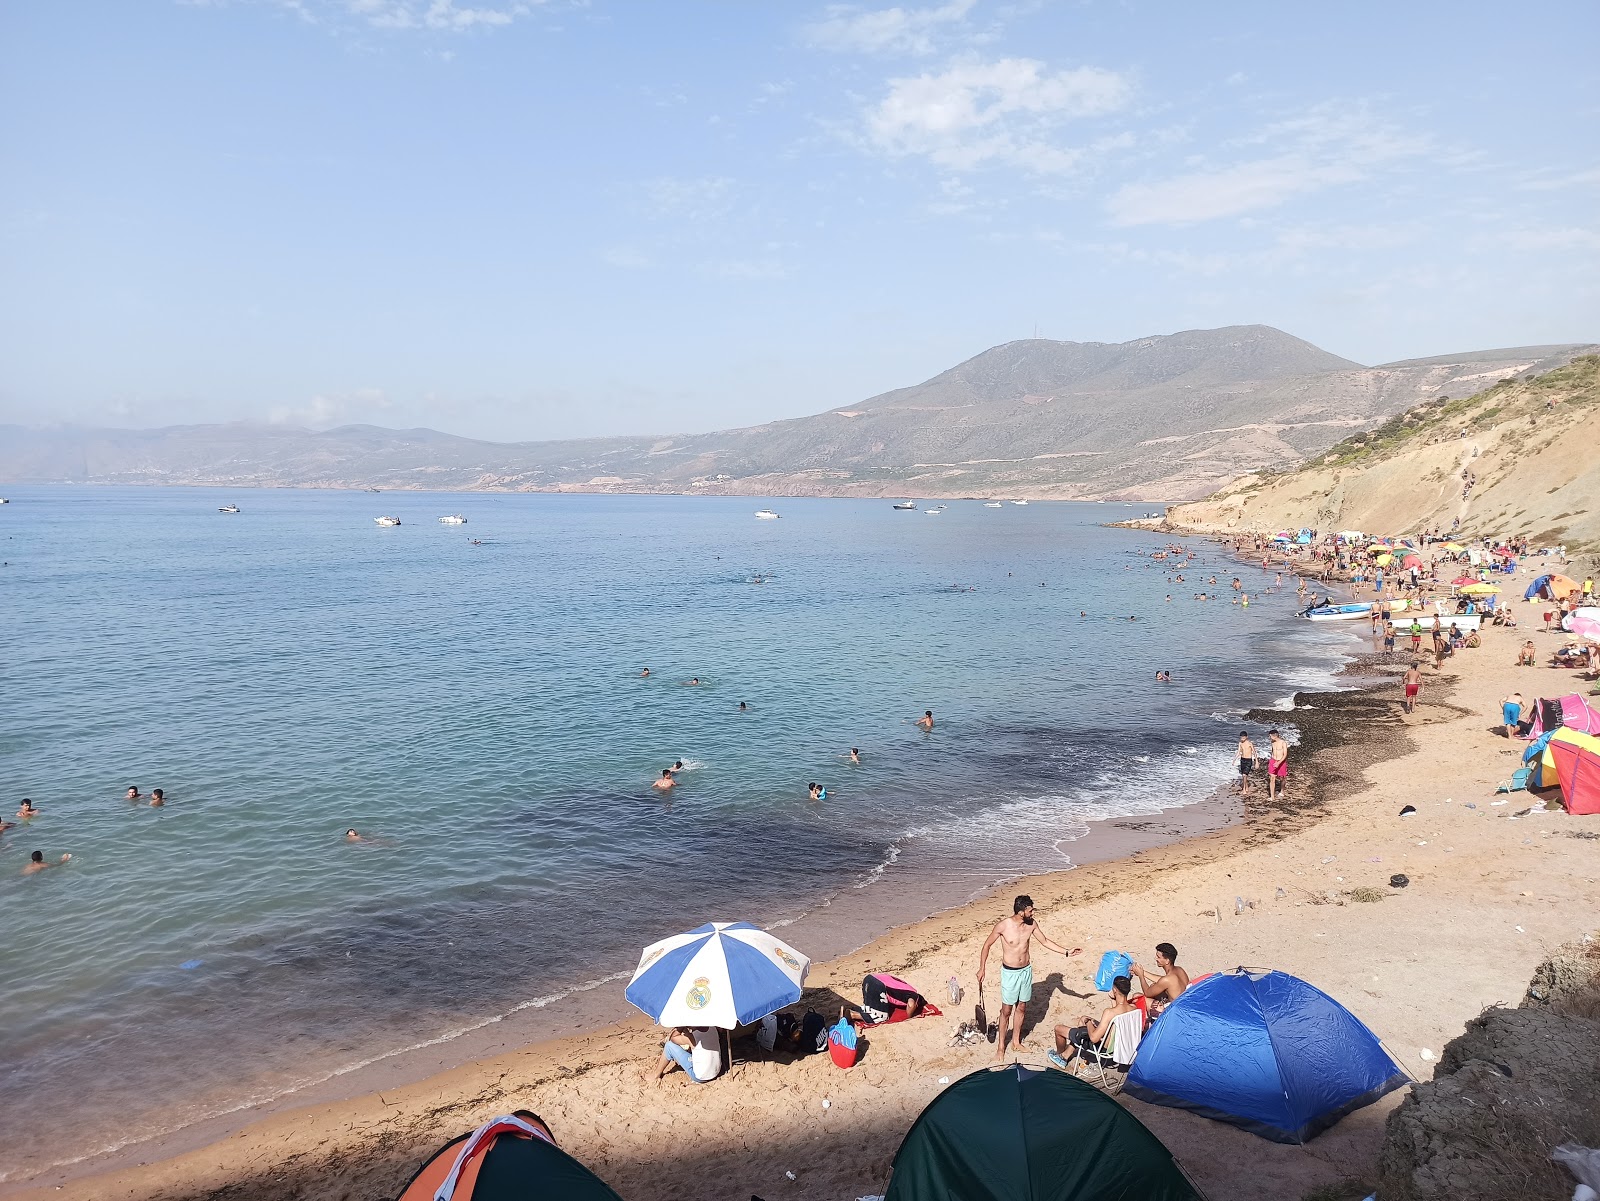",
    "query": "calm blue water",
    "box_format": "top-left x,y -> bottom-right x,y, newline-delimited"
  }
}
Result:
0,486 -> 1354,1178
